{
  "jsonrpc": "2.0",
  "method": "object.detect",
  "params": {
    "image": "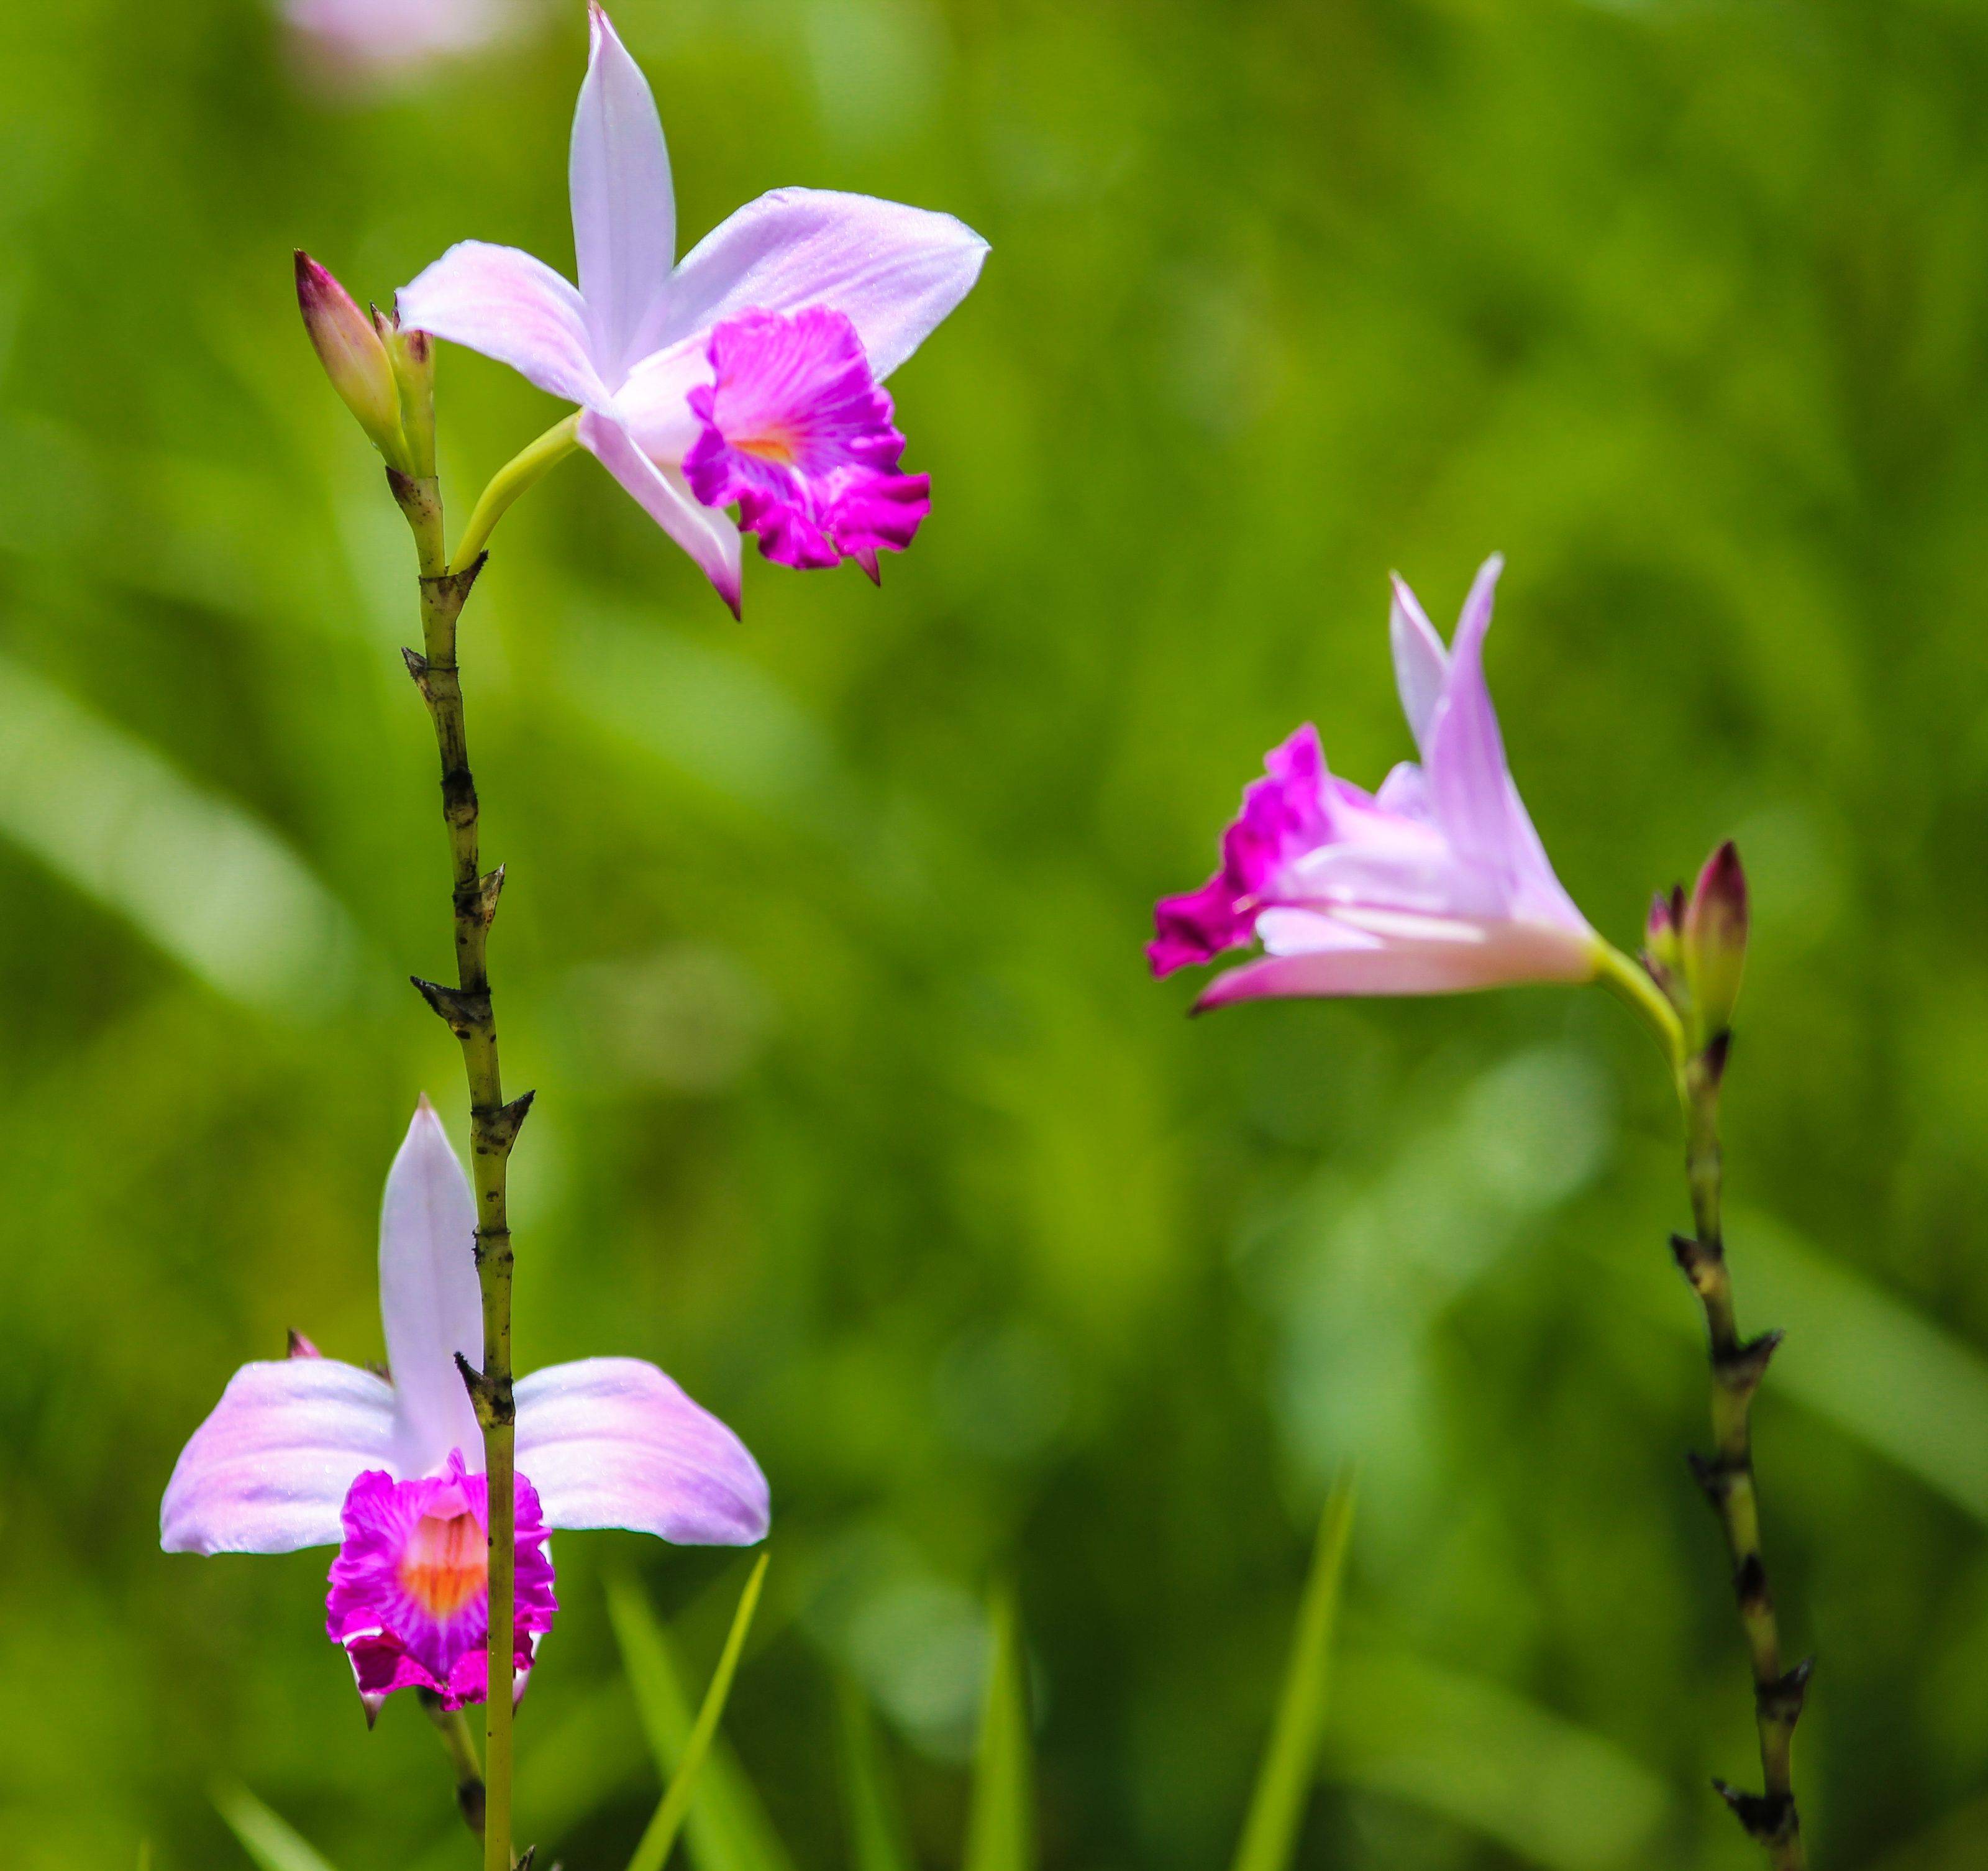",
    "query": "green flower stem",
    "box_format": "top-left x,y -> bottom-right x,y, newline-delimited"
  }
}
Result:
447,414 -> 581,577
1592,938 -> 1685,1072
389,464 -> 530,1871
1596,940 -> 1808,1865
419,1686 -> 488,1839
1674,1043 -> 1807,1869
